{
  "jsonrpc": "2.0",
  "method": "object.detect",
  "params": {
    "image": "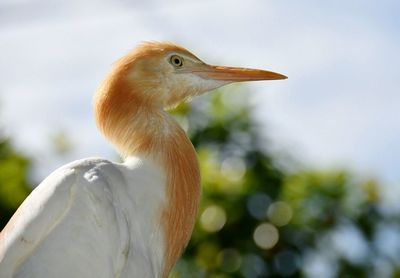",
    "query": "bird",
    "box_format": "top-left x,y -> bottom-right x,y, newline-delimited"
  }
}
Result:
0,42 -> 286,278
